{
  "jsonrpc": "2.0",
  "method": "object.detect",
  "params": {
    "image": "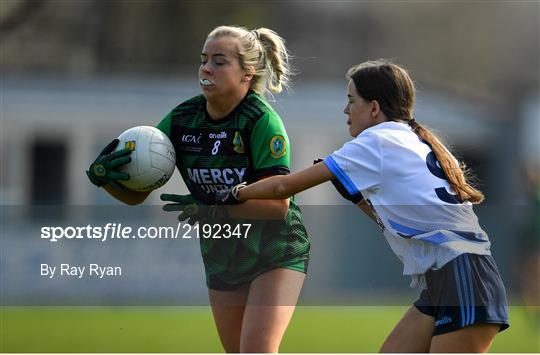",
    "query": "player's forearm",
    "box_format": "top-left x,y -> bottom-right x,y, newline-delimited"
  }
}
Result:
237,175 -> 294,201
226,198 -> 289,219
237,163 -> 334,202
103,184 -> 150,206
